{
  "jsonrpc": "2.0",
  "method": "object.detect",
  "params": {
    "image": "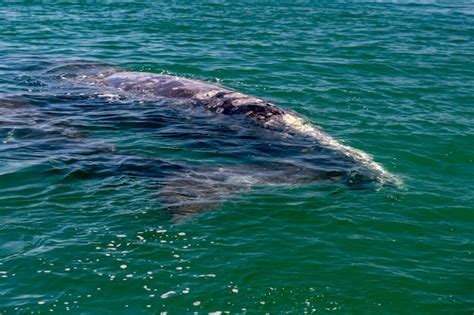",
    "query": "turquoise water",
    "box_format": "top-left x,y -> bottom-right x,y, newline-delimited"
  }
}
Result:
1,1 -> 473,314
